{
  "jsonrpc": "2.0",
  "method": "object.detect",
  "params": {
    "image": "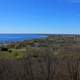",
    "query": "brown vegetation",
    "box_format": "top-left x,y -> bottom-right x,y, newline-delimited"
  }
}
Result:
0,35 -> 80,80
